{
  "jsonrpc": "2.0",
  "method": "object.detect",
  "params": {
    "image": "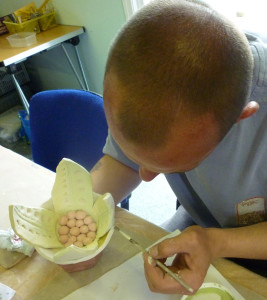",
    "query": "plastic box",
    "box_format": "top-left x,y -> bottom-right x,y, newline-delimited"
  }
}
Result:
4,18 -> 40,34
6,32 -> 37,48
